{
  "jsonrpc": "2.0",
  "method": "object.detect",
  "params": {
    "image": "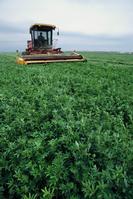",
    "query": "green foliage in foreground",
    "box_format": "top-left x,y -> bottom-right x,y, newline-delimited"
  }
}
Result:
0,52 -> 133,199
